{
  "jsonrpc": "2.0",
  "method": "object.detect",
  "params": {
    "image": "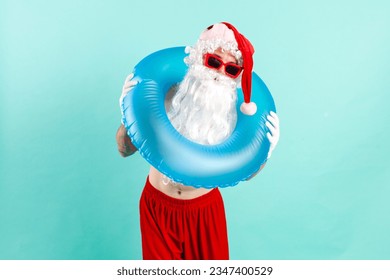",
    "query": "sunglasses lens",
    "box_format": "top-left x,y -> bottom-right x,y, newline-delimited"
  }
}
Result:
204,54 -> 242,78
207,56 -> 222,69
225,65 -> 241,77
